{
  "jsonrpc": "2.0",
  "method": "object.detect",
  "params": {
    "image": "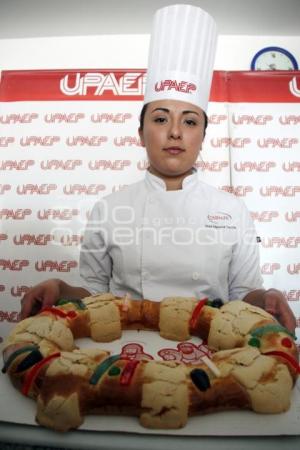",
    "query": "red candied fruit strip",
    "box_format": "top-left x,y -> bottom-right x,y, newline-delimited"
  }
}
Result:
41,306 -> 77,319
189,298 -> 208,331
281,337 -> 293,349
120,360 -> 140,386
22,352 -> 61,396
264,350 -> 300,374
